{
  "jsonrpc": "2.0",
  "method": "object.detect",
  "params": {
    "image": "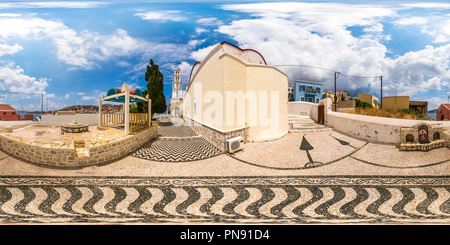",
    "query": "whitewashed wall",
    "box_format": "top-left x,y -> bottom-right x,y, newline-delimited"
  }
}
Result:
288,101 -> 315,117
290,98 -> 450,144
326,111 -> 450,144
